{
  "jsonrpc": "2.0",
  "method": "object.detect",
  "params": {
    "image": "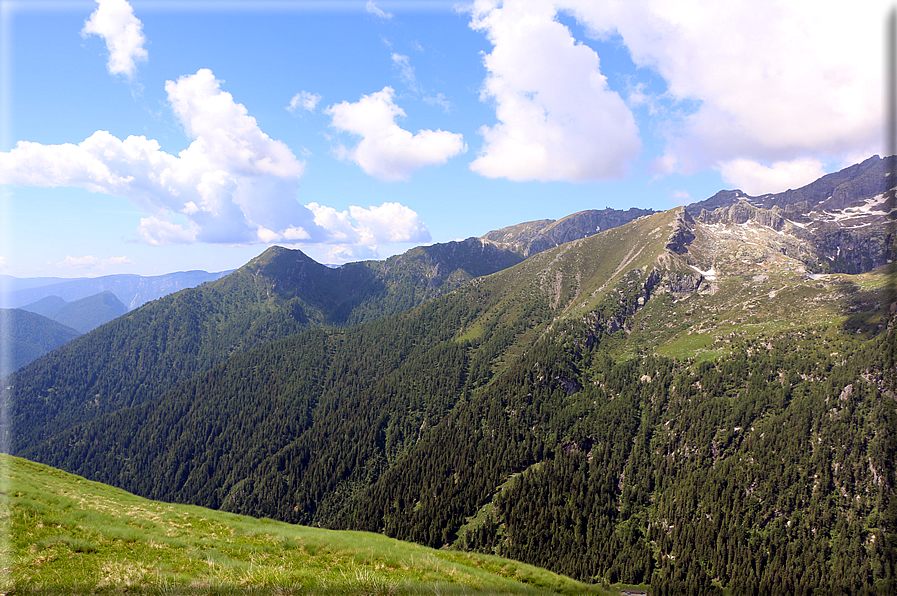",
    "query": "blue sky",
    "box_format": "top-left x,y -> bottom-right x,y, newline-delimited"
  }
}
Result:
0,0 -> 888,278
